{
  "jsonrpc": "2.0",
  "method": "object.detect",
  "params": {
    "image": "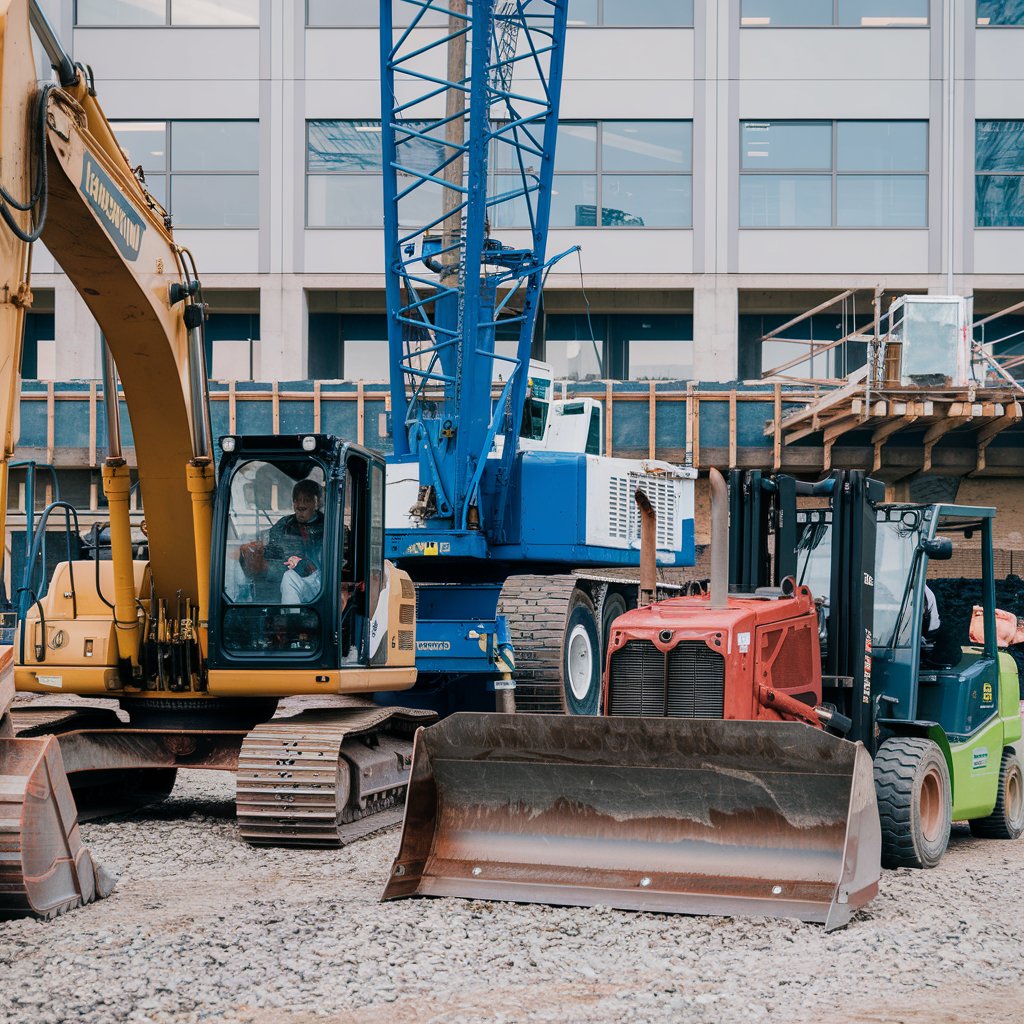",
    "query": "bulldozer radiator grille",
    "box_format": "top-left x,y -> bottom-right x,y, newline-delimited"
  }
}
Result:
608,640 -> 725,718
